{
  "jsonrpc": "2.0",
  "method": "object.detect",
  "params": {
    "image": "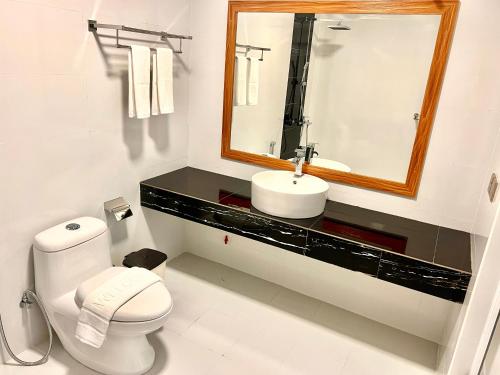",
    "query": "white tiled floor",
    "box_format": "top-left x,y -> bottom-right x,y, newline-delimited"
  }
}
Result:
2,253 -> 438,375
